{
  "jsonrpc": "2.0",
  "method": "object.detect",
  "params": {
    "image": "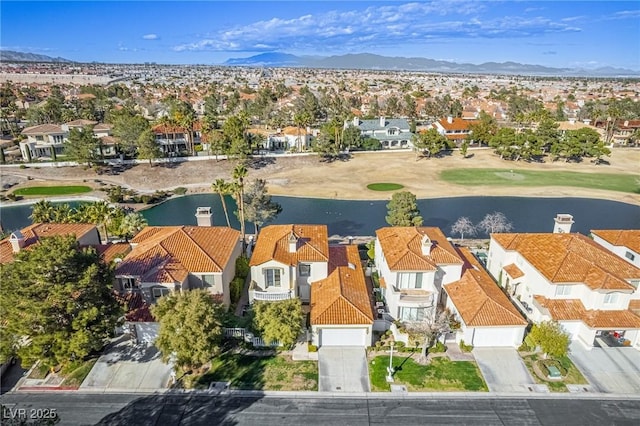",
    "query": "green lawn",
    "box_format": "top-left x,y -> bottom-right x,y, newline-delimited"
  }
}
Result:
520,353 -> 588,392
367,183 -> 405,191
195,353 -> 317,391
369,355 -> 488,392
61,358 -> 98,388
440,168 -> 639,194
13,185 -> 93,196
